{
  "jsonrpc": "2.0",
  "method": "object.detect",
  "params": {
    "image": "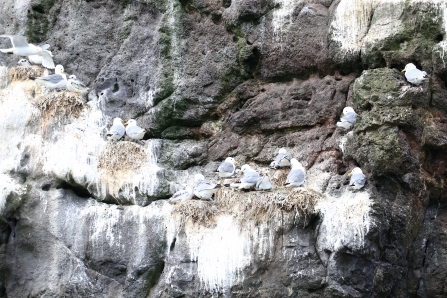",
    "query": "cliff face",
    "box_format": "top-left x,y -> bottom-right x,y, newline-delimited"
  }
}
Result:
0,0 -> 447,297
